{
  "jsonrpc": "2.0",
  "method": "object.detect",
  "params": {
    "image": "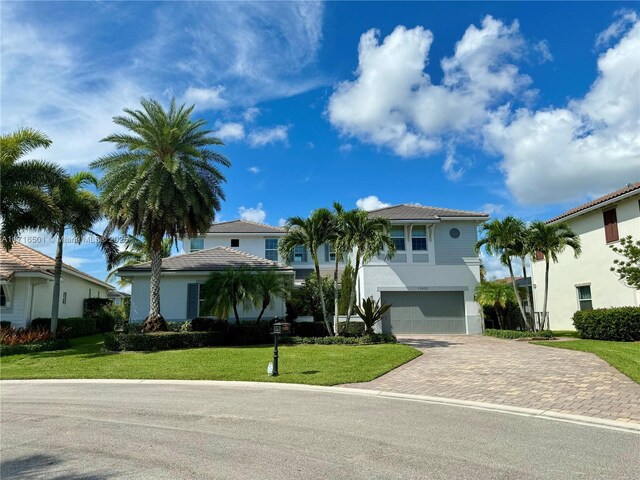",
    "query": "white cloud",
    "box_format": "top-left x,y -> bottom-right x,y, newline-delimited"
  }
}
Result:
327,16 -> 533,158
278,218 -> 287,227
338,143 -> 353,153
238,203 -> 267,223
243,107 -> 260,122
442,148 -> 464,181
248,166 -> 261,174
595,10 -> 638,48
248,125 -> 290,147
481,203 -> 505,217
485,19 -> 640,204
214,122 -> 245,142
184,85 -> 228,110
356,195 -> 391,211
